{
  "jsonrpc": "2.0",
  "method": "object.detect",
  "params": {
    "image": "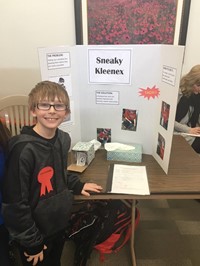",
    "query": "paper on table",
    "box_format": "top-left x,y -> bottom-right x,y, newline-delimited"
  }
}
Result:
107,164 -> 150,195
181,133 -> 200,137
